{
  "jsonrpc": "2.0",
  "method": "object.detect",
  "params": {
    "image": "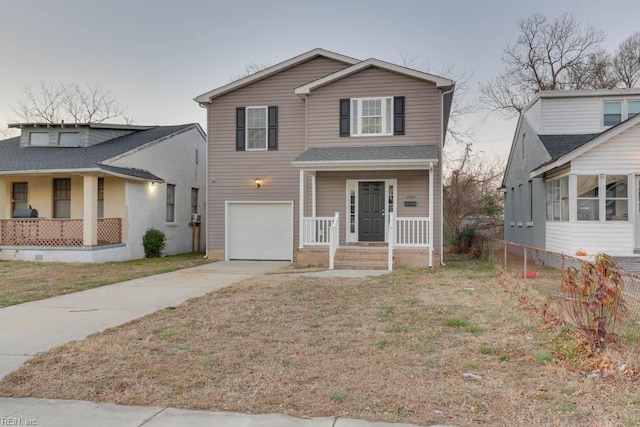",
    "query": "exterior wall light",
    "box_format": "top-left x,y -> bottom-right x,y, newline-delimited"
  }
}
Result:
254,178 -> 262,189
